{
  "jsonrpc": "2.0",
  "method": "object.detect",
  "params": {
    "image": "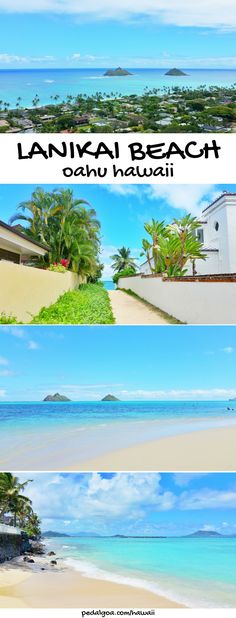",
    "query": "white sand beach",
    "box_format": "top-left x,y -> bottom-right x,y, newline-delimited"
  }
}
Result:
1,416 -> 236,470
81,424 -> 236,471
0,558 -> 183,608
